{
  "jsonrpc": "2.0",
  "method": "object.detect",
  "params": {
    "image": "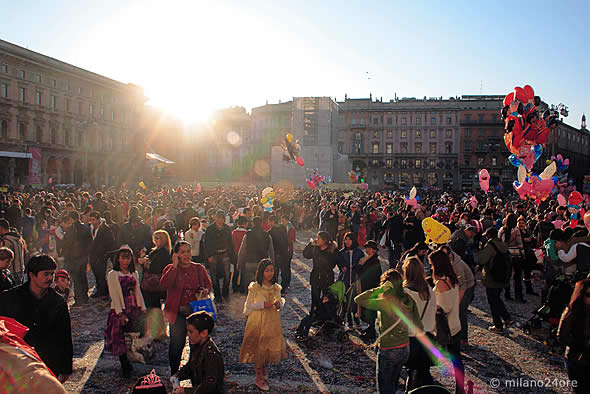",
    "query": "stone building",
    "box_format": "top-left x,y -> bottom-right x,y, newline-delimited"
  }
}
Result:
0,39 -> 147,186
338,95 -> 461,190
